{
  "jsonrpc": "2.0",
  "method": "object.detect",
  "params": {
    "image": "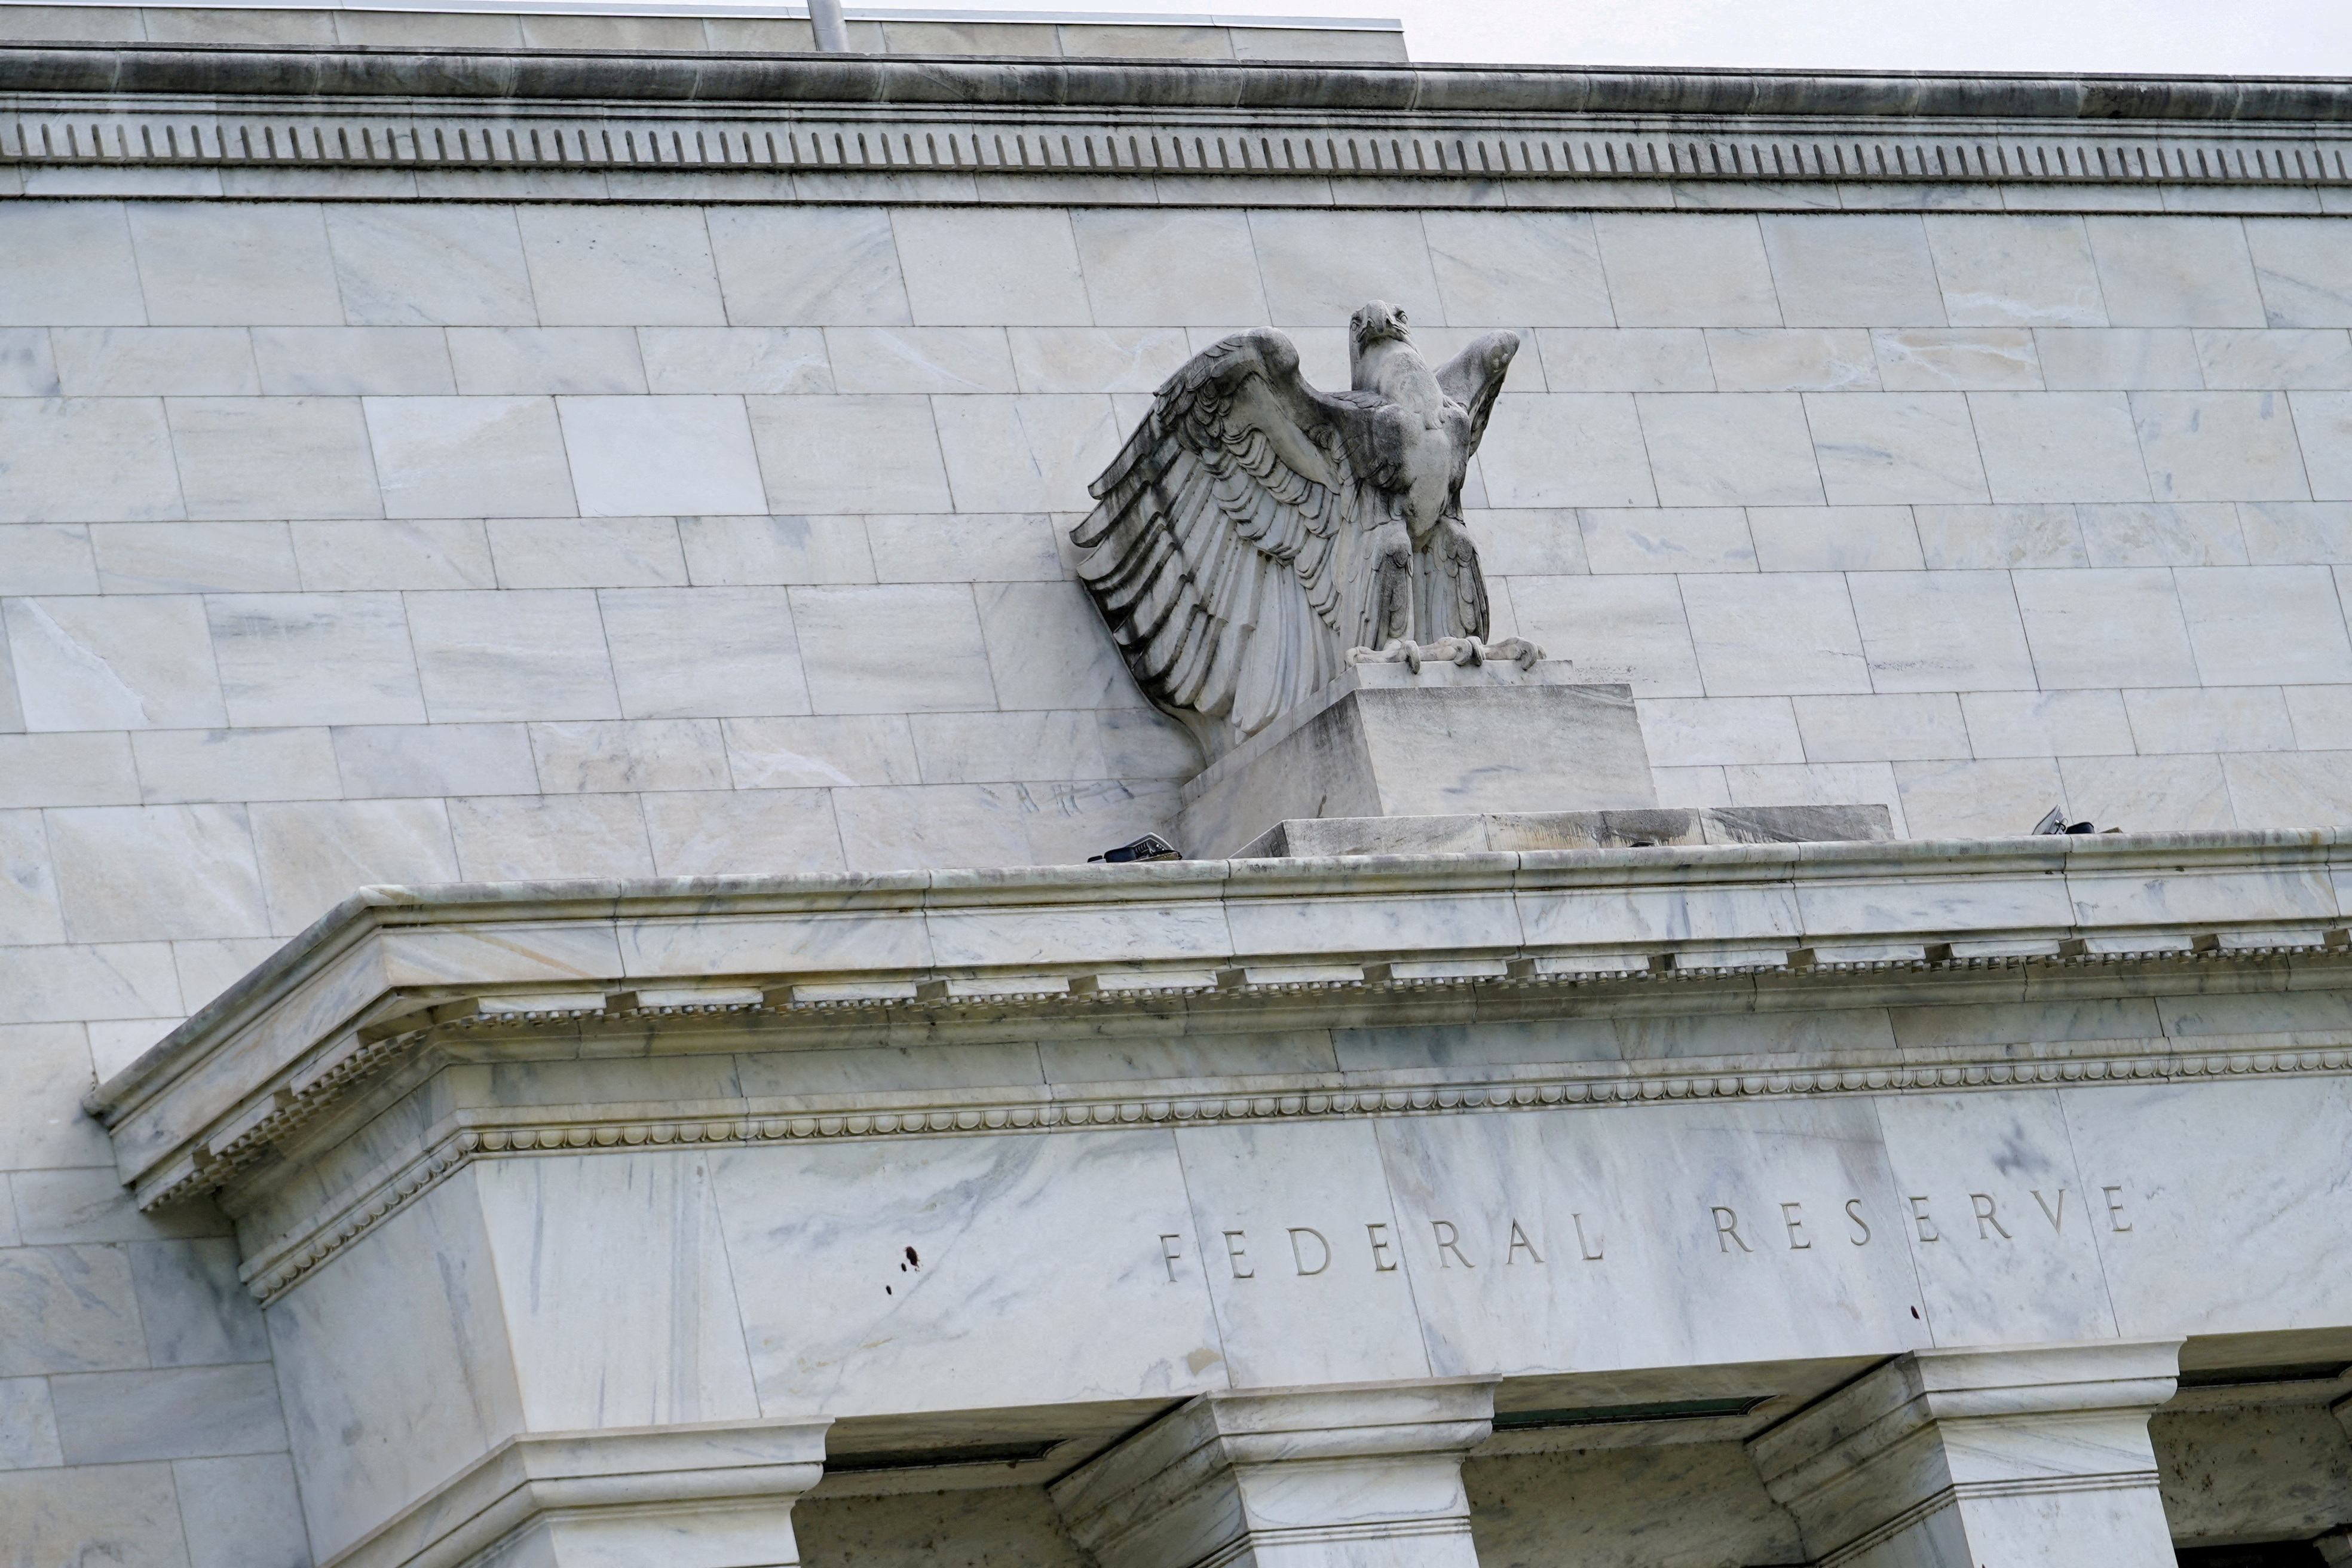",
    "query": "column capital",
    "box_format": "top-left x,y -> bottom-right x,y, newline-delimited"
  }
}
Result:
1748,1342 -> 2182,1568
338,1419 -> 833,1568
1051,1382 -> 1496,1568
